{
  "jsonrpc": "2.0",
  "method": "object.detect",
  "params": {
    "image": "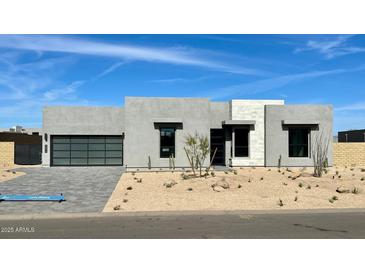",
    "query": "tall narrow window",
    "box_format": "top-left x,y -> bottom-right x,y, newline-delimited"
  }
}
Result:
160,127 -> 175,158
289,128 -> 309,157
234,128 -> 249,157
